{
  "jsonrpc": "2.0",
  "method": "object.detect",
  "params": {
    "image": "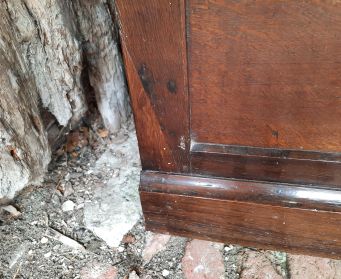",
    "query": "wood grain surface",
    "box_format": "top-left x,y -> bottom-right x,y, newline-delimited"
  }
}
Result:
141,171 -> 341,211
118,1 -> 341,258
116,0 -> 190,172
191,142 -> 341,187
141,171 -> 341,258
189,0 -> 341,152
